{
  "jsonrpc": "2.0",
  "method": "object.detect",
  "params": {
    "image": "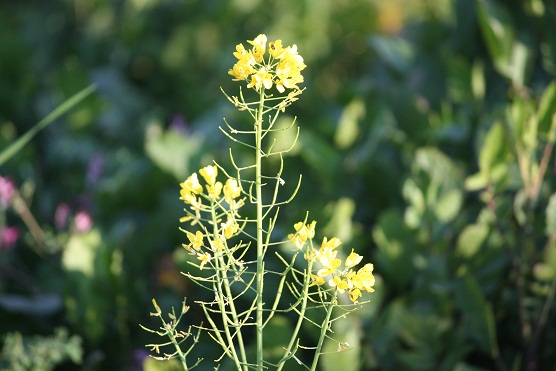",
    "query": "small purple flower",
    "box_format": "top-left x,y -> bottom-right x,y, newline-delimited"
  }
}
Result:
86,154 -> 104,187
170,113 -> 189,134
129,349 -> 149,371
0,176 -> 15,208
0,226 -> 20,251
55,203 -> 71,231
74,210 -> 93,233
